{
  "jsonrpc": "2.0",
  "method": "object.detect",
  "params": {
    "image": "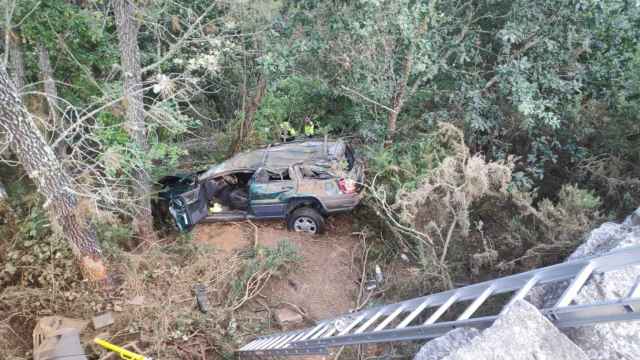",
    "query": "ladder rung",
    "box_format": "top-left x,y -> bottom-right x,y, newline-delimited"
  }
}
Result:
261,335 -> 288,349
458,286 -> 494,320
239,338 -> 262,351
264,335 -> 290,350
628,276 -> 640,299
297,323 -> 326,342
555,263 -> 595,308
337,313 -> 368,336
247,337 -> 273,350
311,324 -> 333,340
269,333 -> 298,349
239,246 -> 640,356
501,275 -> 540,314
355,309 -> 386,334
424,293 -> 459,325
262,334 -> 288,349
285,330 -> 313,348
321,326 -> 338,338
374,305 -> 407,331
396,298 -> 432,329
